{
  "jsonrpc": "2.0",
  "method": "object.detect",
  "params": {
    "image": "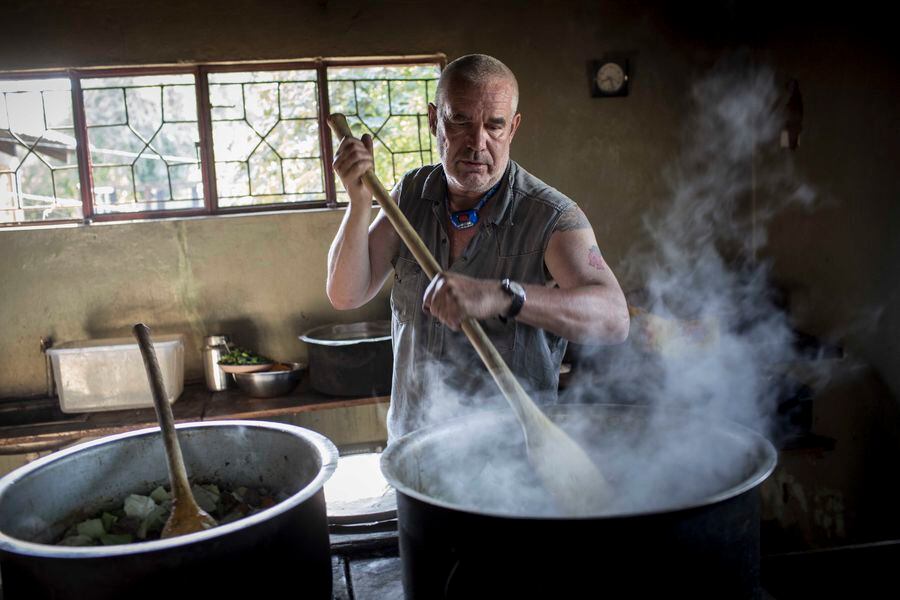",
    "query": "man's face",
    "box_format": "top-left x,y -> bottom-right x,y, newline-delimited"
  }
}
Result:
428,76 -> 521,196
